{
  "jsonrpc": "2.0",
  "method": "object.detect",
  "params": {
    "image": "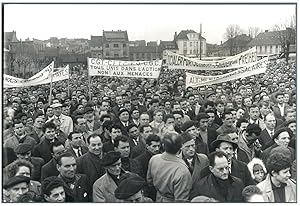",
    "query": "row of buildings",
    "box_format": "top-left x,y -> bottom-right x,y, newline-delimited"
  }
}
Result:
3,28 -> 296,77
